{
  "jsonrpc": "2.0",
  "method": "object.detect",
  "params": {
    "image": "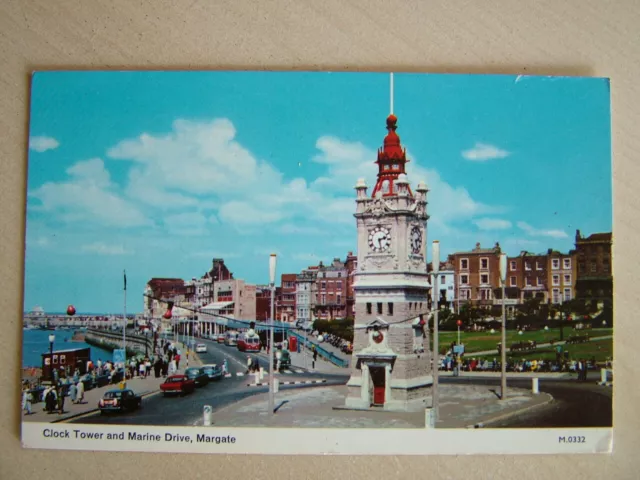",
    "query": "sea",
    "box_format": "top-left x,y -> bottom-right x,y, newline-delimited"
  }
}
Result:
22,329 -> 114,368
